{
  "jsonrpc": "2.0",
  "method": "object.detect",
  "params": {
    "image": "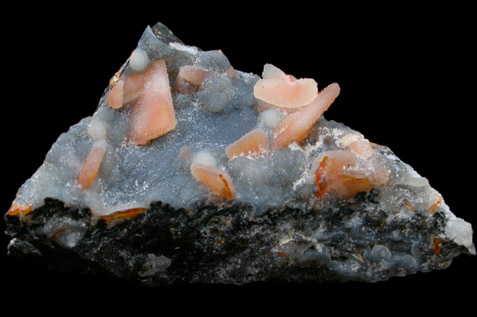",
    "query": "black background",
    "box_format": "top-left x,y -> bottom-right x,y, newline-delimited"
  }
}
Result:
1,4 -> 475,312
